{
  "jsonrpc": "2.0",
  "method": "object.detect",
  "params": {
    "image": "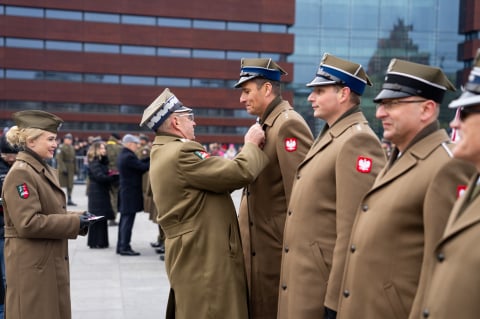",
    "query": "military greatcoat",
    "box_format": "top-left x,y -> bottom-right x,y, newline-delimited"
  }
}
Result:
56,143 -> 76,189
1,151 -> 86,319
238,97 -> 313,319
278,110 -> 386,319
418,174 -> 480,319
337,128 -> 473,319
149,135 -> 269,319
